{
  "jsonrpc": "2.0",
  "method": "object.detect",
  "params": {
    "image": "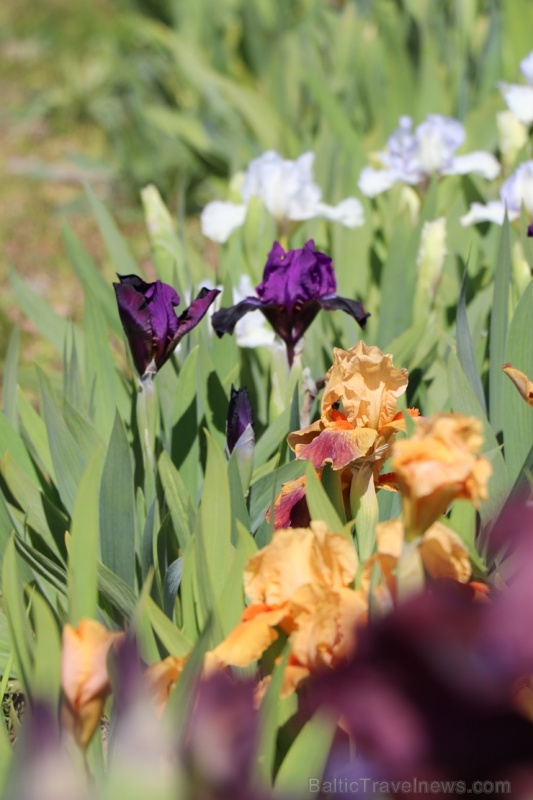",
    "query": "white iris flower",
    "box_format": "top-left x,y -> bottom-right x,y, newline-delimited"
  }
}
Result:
201,151 -> 365,243
358,115 -> 500,198
461,161 -> 533,226
499,51 -> 533,126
